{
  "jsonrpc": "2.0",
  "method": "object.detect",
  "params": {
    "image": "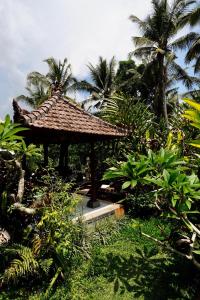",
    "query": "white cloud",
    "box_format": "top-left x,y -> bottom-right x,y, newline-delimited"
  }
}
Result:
0,0 -> 154,118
